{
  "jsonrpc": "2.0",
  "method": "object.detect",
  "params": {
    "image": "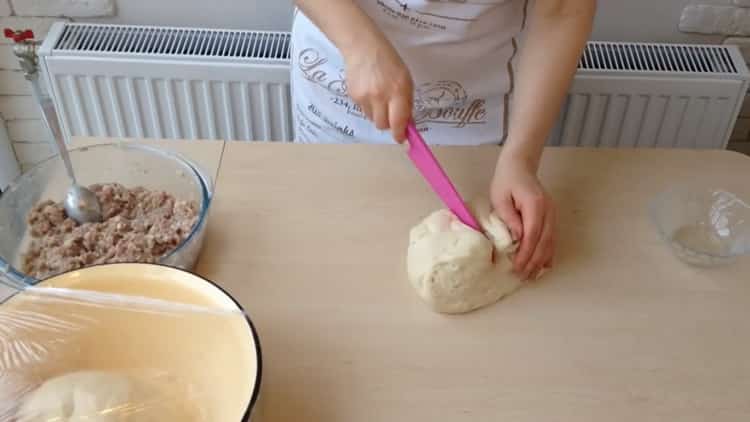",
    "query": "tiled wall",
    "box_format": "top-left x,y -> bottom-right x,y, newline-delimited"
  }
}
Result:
680,2 -> 750,154
0,0 -> 115,170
